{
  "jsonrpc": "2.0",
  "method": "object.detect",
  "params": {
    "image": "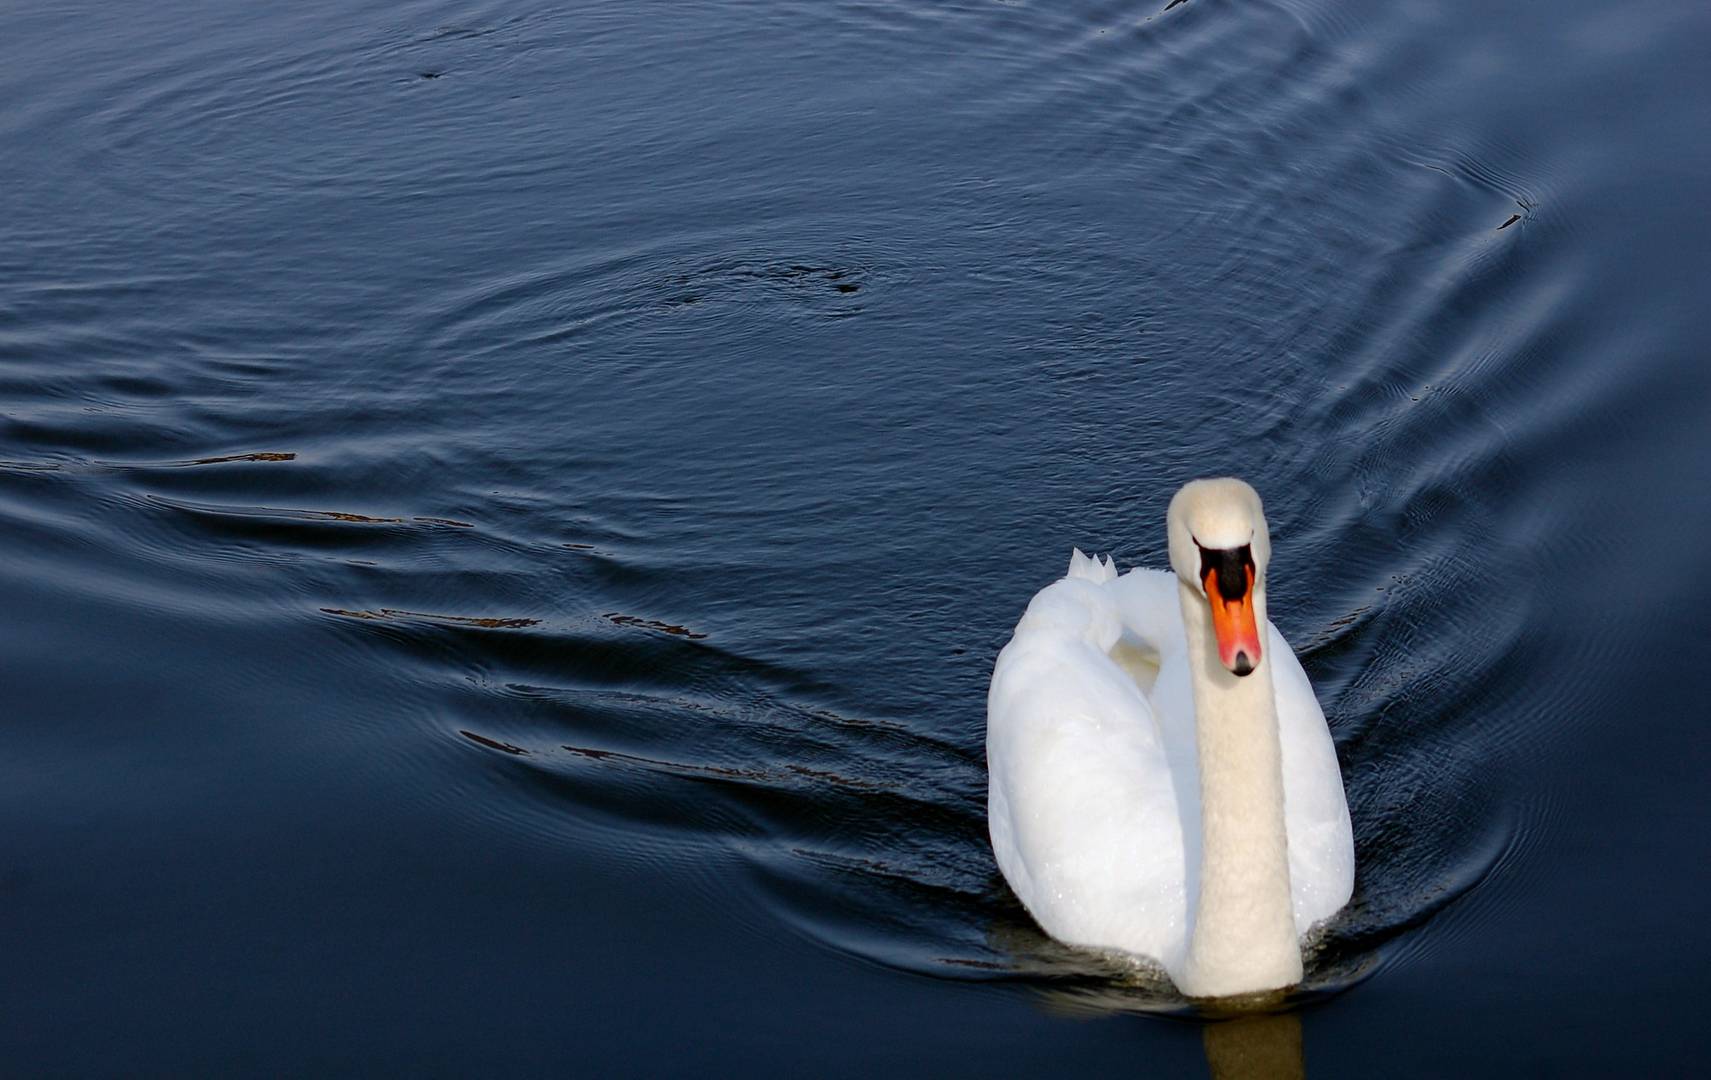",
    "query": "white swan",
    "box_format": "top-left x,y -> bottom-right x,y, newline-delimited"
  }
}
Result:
986,478 -> 1353,998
